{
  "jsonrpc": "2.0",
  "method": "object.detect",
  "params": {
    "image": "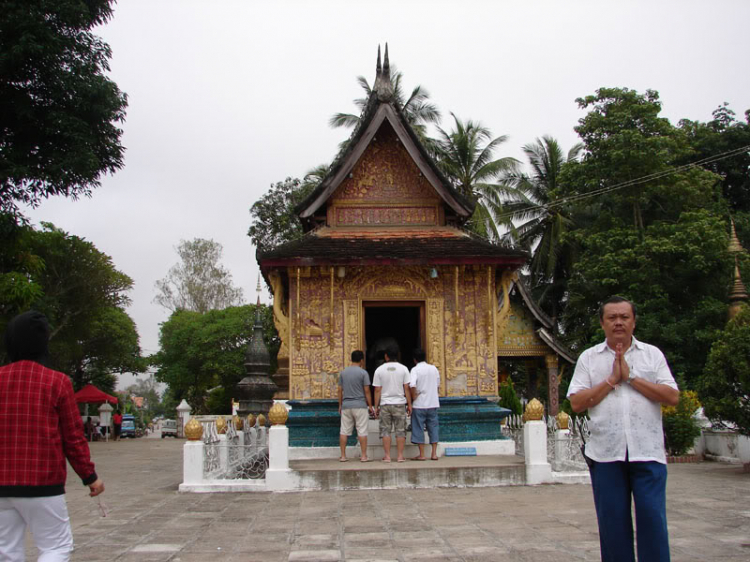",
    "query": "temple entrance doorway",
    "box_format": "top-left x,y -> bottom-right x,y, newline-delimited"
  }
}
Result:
363,301 -> 424,380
